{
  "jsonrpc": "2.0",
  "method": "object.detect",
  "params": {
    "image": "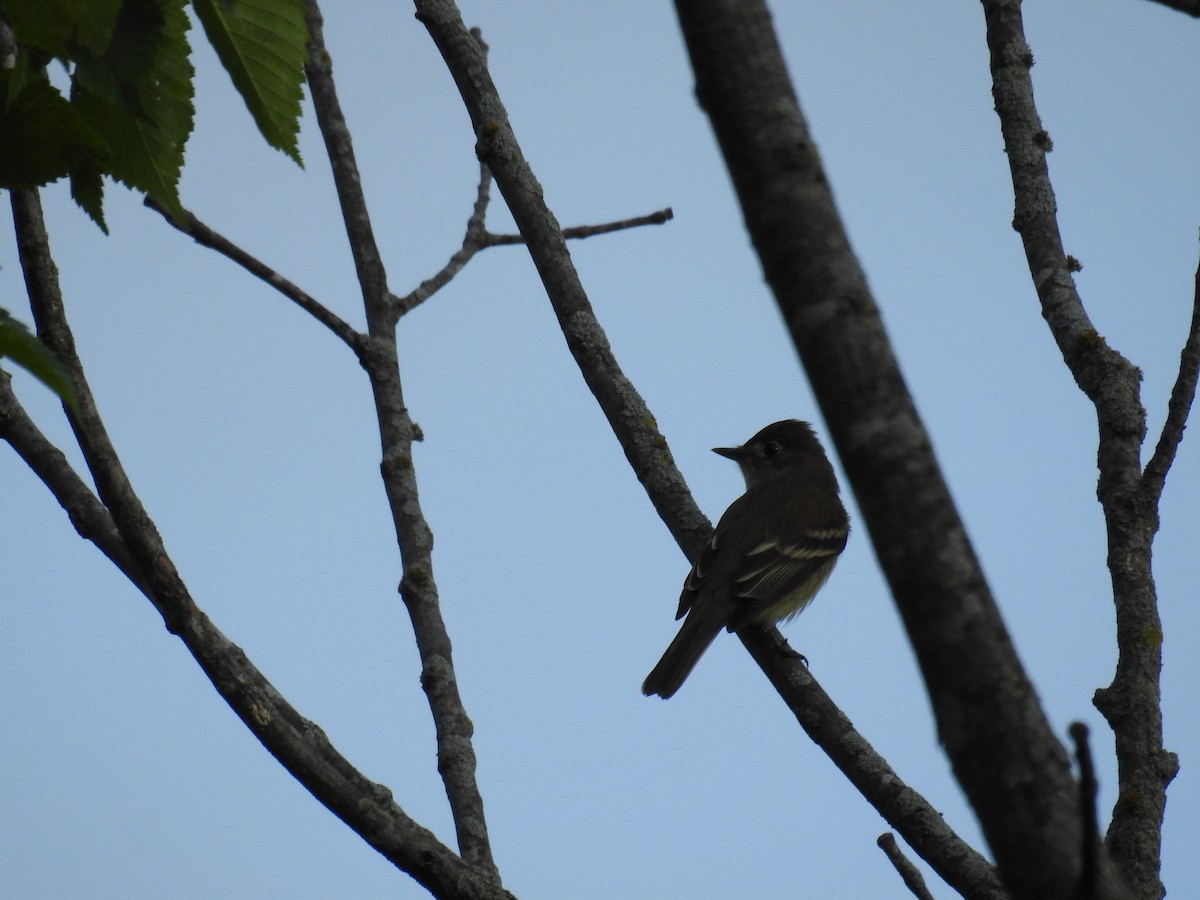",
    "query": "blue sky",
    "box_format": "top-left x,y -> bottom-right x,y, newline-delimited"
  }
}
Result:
3,1 -> 1197,898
